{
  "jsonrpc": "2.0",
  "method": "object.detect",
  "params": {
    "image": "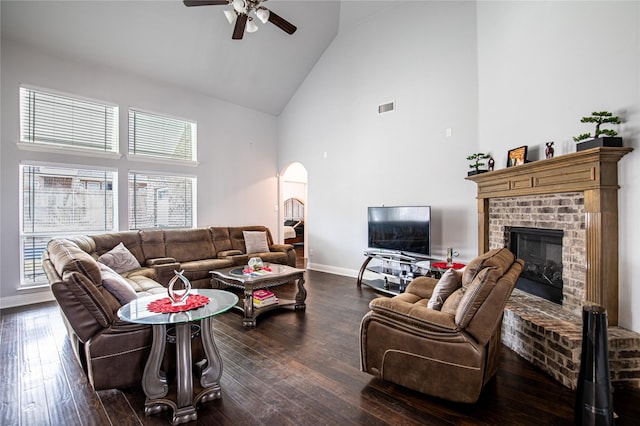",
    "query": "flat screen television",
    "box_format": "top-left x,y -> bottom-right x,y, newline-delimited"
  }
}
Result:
367,206 -> 431,257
